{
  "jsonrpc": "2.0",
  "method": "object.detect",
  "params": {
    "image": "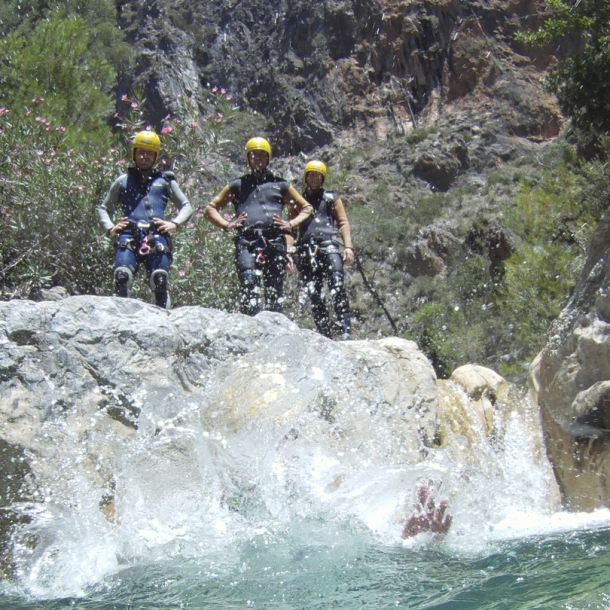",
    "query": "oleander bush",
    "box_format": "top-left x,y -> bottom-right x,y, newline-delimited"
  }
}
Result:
0,0 -> 608,384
